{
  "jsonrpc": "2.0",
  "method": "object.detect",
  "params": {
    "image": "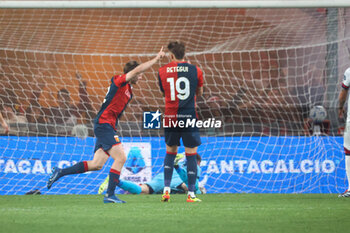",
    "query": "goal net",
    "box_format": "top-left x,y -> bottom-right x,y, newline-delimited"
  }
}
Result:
0,6 -> 349,195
